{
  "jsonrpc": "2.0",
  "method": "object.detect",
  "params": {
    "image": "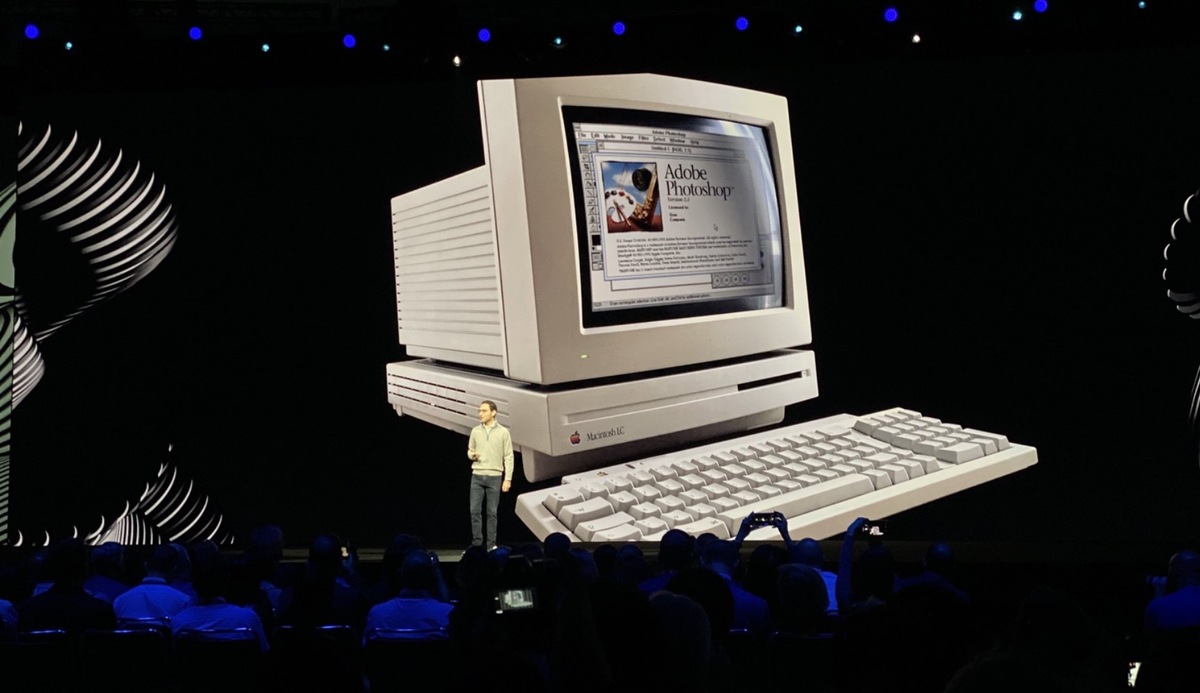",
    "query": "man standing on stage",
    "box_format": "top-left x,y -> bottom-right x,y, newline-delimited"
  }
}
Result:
467,400 -> 513,549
